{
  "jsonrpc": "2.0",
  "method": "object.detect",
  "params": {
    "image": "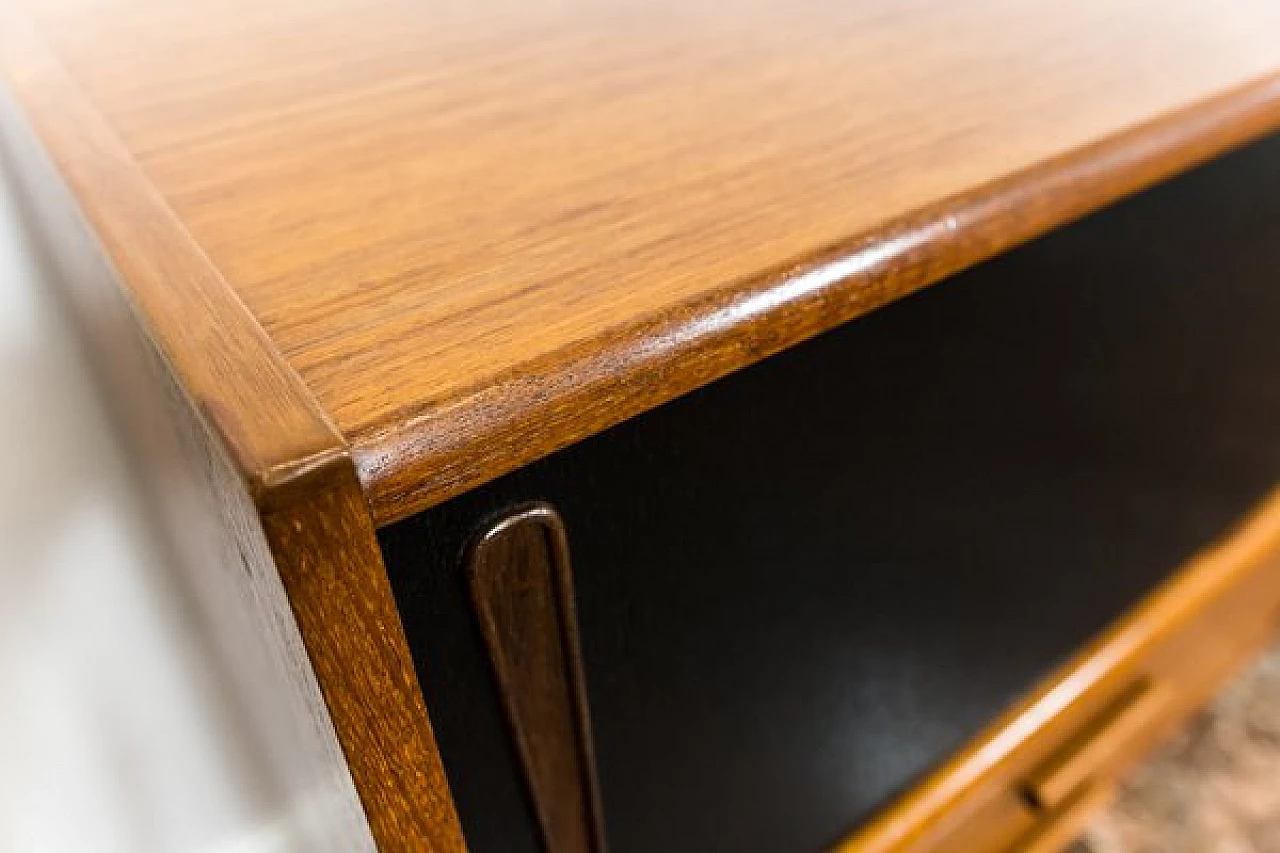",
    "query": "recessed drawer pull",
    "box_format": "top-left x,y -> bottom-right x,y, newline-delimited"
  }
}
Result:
1022,677 -> 1172,810
1008,782 -> 1114,853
